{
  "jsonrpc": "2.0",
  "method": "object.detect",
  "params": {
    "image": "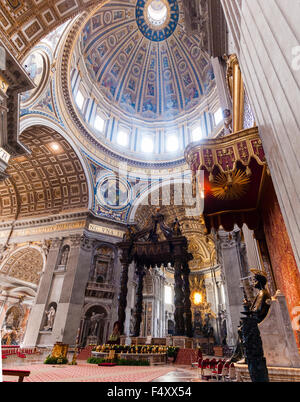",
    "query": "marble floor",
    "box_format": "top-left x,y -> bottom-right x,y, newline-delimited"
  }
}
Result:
152,367 -> 205,382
